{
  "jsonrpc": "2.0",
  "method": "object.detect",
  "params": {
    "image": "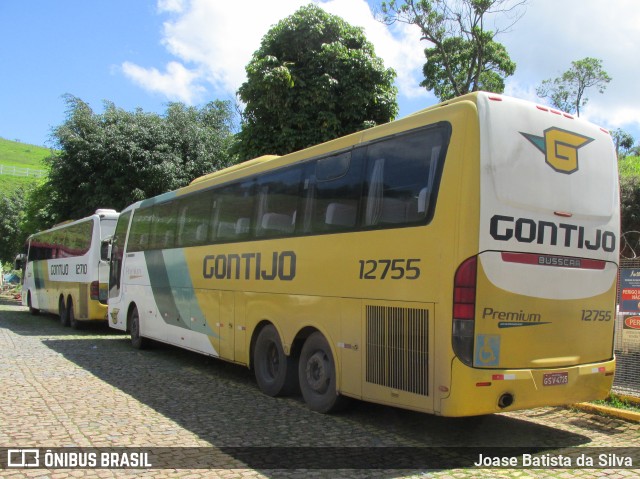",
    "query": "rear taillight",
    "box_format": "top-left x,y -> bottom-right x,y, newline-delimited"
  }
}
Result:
90,280 -> 100,300
452,256 -> 477,366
